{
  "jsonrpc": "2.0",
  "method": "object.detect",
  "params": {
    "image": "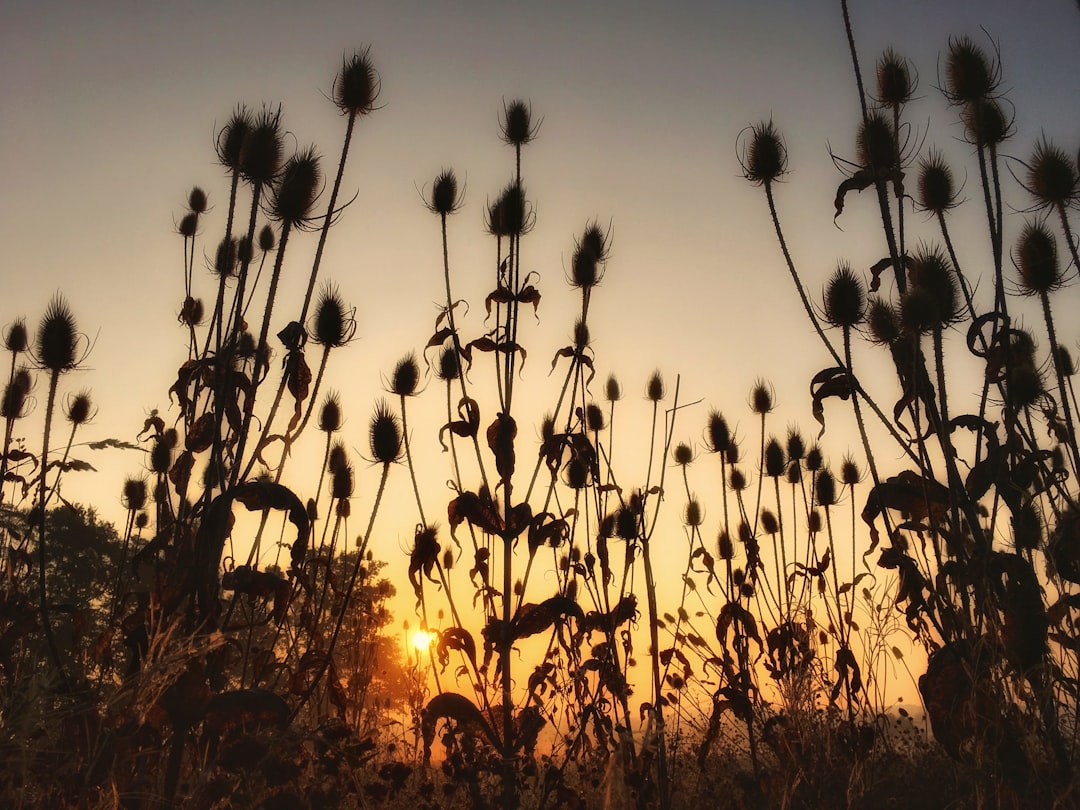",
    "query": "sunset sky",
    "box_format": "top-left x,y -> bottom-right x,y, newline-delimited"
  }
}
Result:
2,1 -> 1079,658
